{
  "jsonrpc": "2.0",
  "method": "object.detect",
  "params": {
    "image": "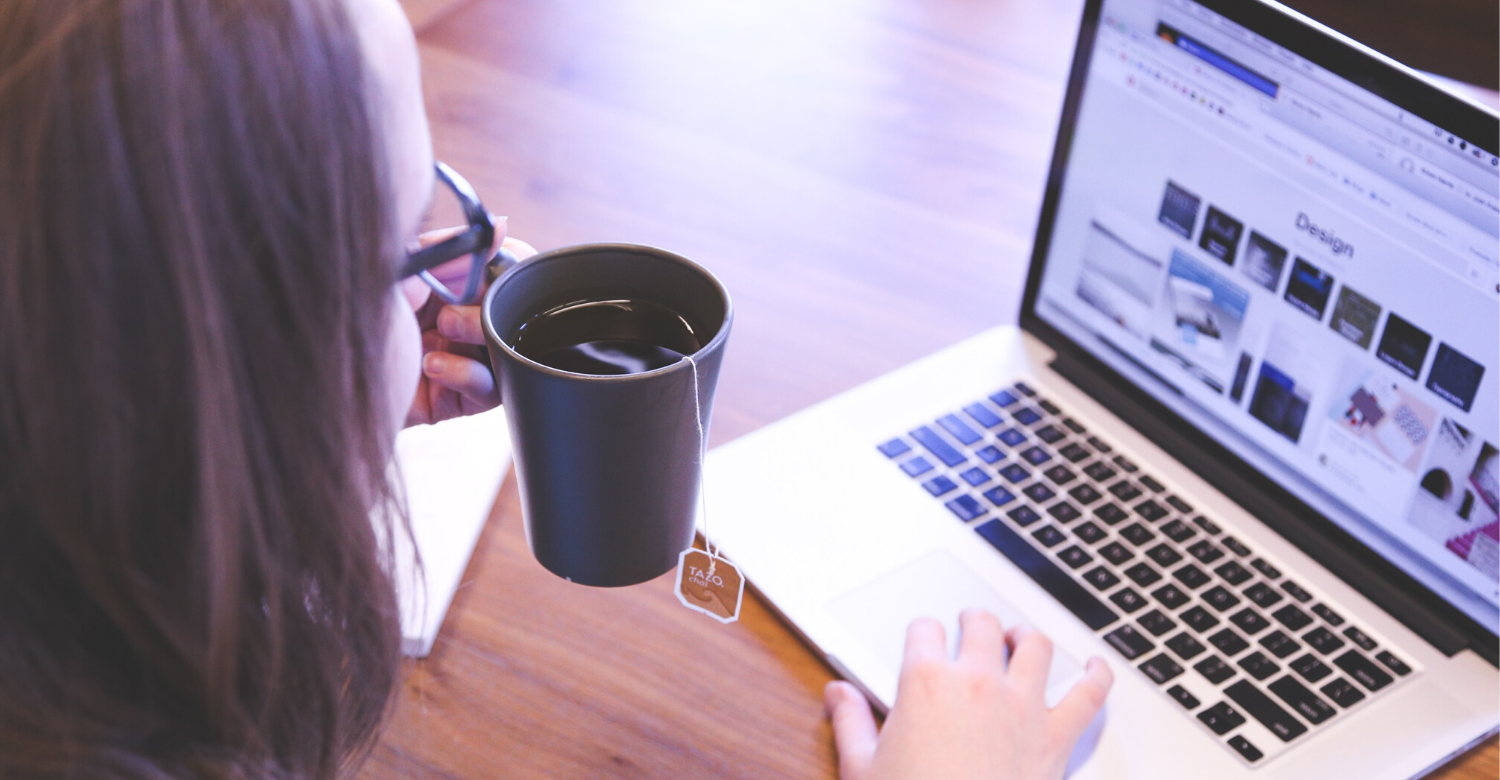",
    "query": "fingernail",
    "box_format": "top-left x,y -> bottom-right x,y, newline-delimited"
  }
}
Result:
423,353 -> 445,376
